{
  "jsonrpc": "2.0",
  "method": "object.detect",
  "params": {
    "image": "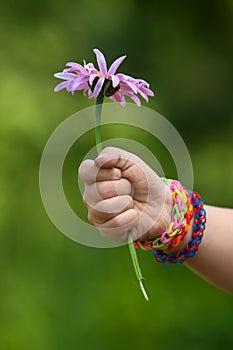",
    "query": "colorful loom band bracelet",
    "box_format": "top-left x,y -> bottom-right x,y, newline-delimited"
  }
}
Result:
153,191 -> 206,265
162,192 -> 193,250
134,179 -> 192,251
